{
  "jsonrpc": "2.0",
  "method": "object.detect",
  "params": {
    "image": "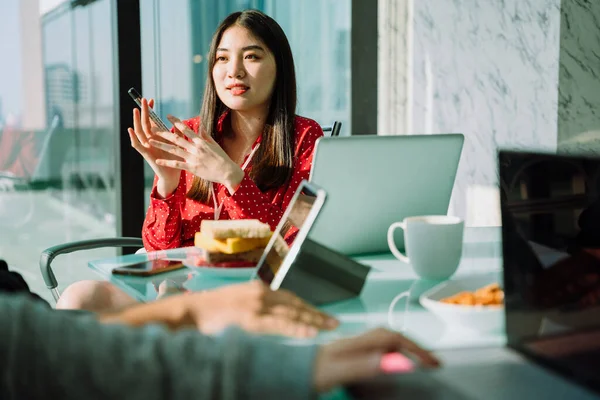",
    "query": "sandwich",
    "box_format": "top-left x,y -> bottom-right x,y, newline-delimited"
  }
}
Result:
193,219 -> 272,267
